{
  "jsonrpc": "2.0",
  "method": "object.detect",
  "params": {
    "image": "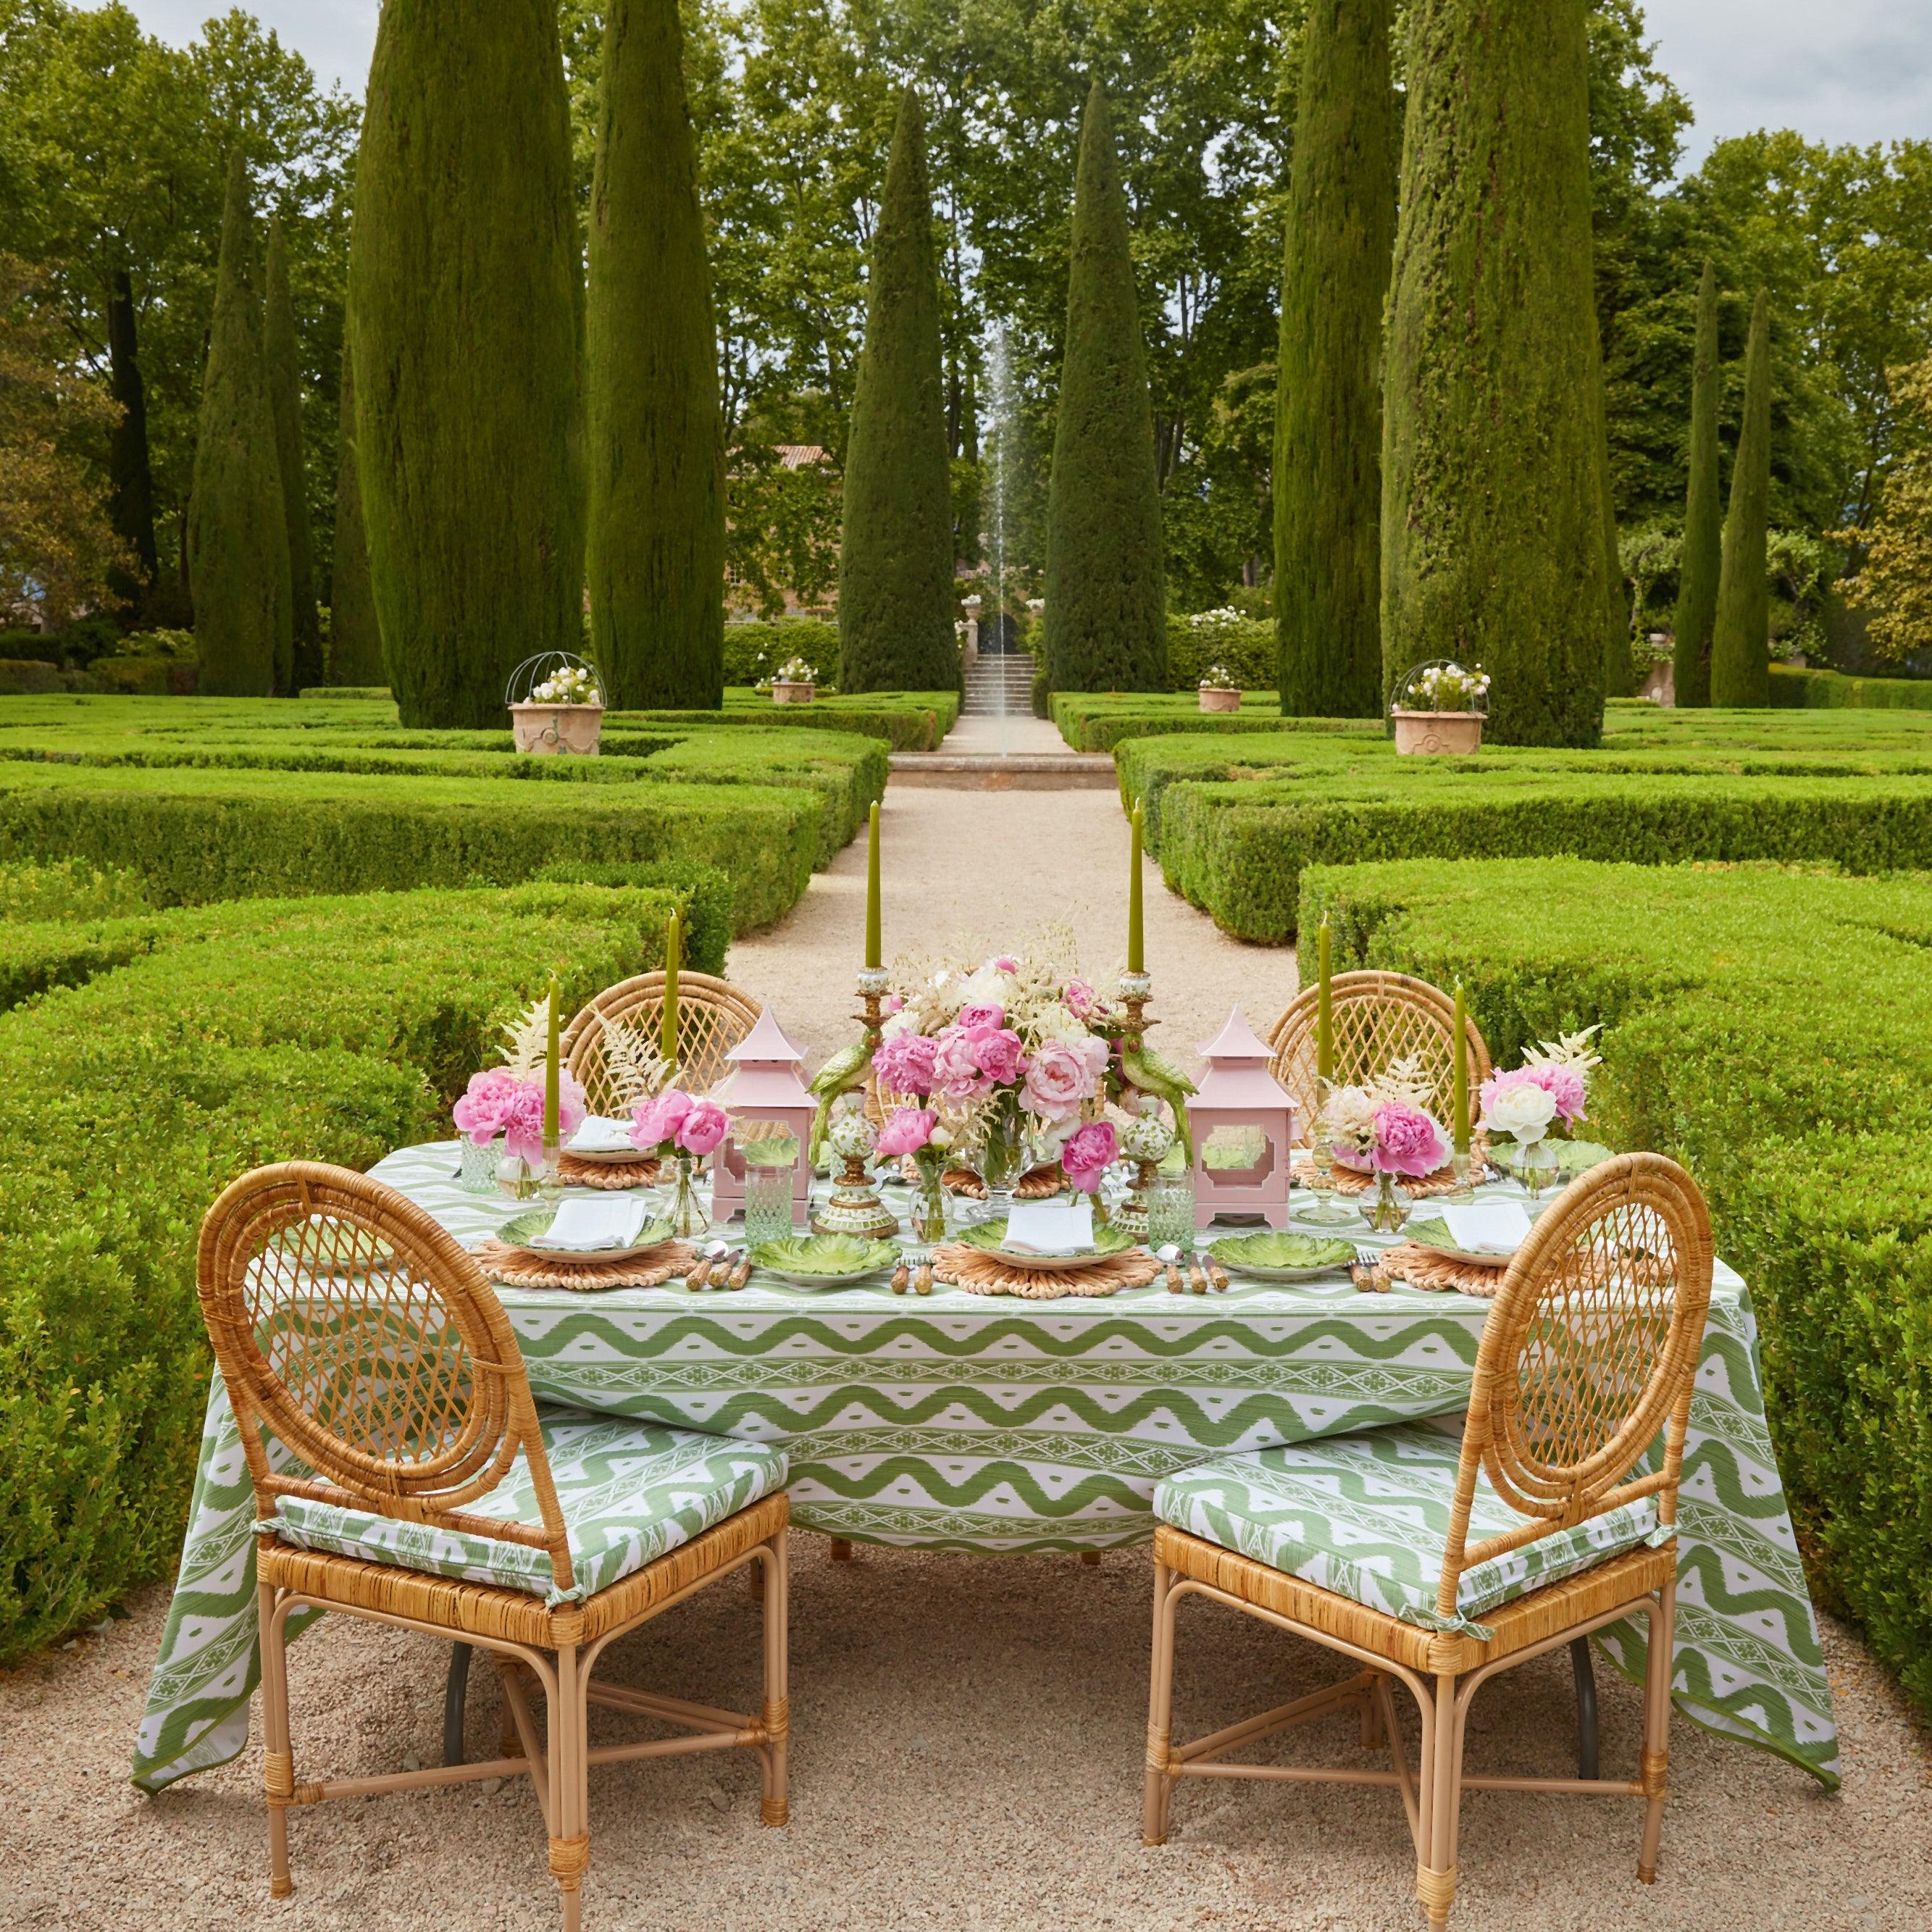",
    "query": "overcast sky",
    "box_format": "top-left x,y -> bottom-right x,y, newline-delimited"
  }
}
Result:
120,0 -> 1931,167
